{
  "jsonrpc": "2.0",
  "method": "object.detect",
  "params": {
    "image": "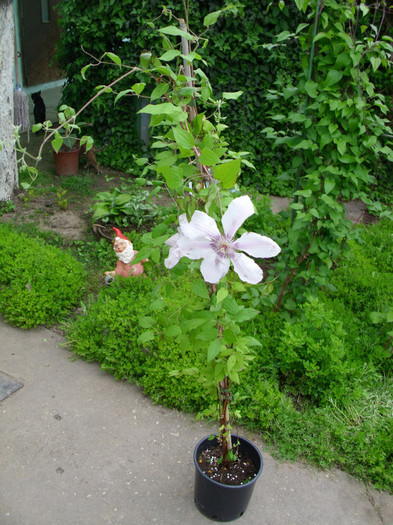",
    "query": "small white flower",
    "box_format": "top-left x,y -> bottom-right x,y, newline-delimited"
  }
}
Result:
165,195 -> 280,284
